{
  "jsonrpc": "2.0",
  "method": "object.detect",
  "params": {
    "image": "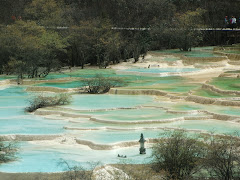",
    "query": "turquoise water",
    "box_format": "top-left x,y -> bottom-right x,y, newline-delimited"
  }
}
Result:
0,76 -> 16,80
125,76 -> 185,87
33,75 -> 187,89
41,73 -> 70,80
154,48 -> 219,57
36,81 -> 84,89
172,103 -> 240,117
184,51 -> 219,58
36,73 -> 186,89
64,94 -> 154,110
